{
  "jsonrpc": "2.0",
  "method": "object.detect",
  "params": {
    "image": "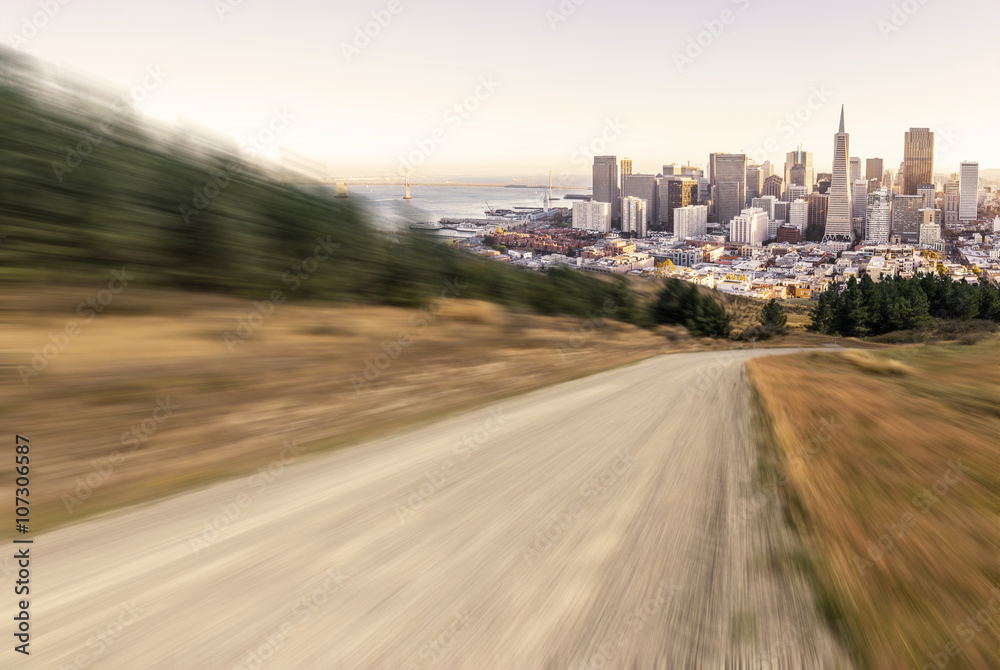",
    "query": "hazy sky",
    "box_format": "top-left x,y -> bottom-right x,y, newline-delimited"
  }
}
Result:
4,0 -> 998,180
